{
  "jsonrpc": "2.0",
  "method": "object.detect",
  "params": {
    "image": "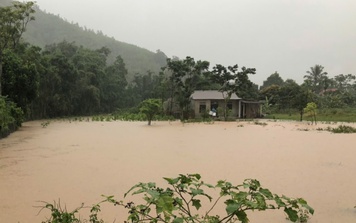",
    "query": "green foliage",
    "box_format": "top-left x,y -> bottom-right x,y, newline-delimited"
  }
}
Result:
260,82 -> 314,121
297,128 -> 310,132
260,71 -> 284,90
0,1 -> 36,95
40,174 -> 313,223
258,68 -> 356,118
266,108 -> 356,123
88,111 -> 174,123
0,1 -> 35,49
39,201 -> 82,223
2,4 -> 355,129
199,109 -> 214,122
253,120 -> 267,126
39,200 -> 106,223
166,56 -> 210,120
304,102 -> 317,125
0,96 -> 23,138
182,117 -> 214,124
303,65 -> 329,94
100,55 -> 128,112
2,46 -> 40,114
118,174 -> 313,223
29,41 -> 129,117
326,125 -> 356,133
41,120 -> 50,128
140,98 -> 163,125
